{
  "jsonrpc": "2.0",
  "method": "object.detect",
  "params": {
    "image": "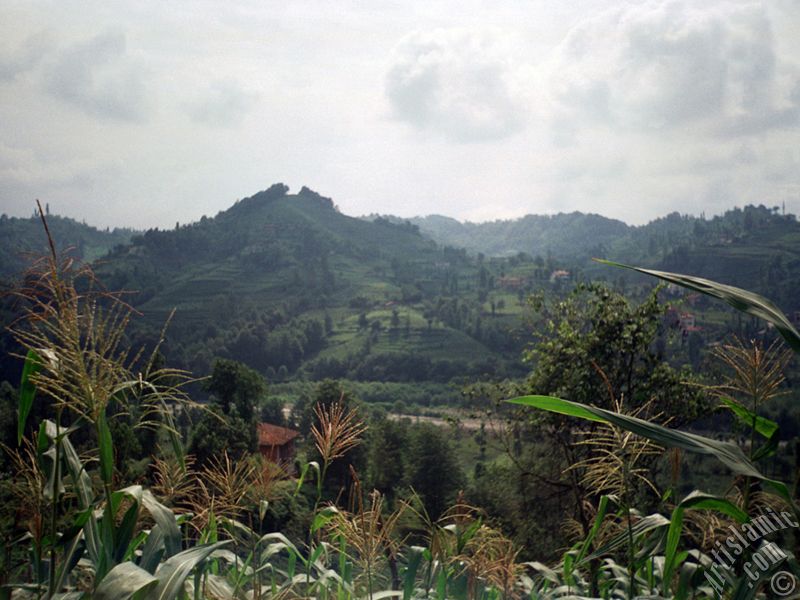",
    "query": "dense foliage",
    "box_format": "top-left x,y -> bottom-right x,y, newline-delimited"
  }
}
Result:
3,192 -> 800,598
